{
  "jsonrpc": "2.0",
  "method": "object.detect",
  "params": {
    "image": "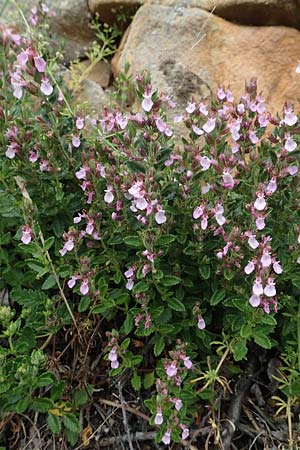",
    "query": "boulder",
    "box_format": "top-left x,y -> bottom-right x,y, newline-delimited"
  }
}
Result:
88,0 -> 142,26
145,0 -> 300,29
113,4 -> 300,114
74,79 -> 110,114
